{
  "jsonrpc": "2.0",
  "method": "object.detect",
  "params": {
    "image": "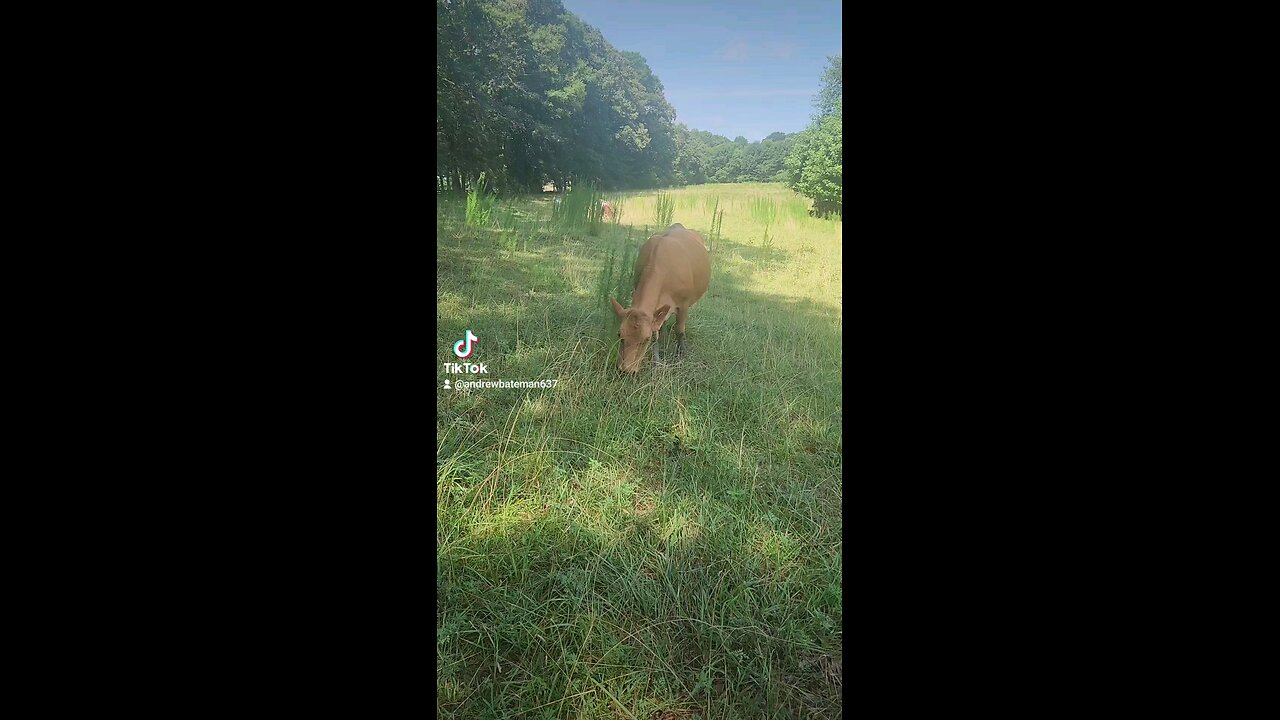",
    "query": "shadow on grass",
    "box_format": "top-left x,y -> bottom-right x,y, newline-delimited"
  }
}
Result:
436,218 -> 843,485
436,495 -> 842,719
436,209 -> 843,719
707,235 -> 790,269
